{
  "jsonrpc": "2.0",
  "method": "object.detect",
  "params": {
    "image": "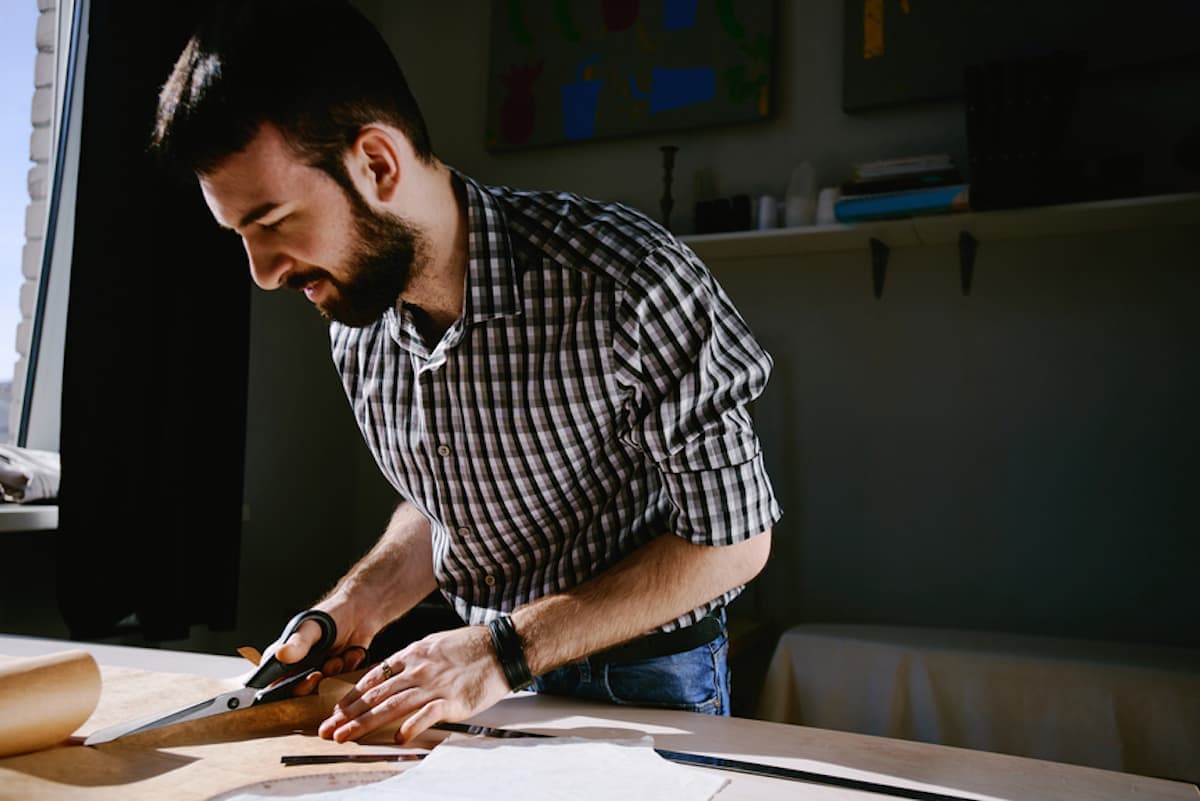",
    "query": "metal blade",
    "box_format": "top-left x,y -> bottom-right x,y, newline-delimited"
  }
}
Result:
83,687 -> 258,746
